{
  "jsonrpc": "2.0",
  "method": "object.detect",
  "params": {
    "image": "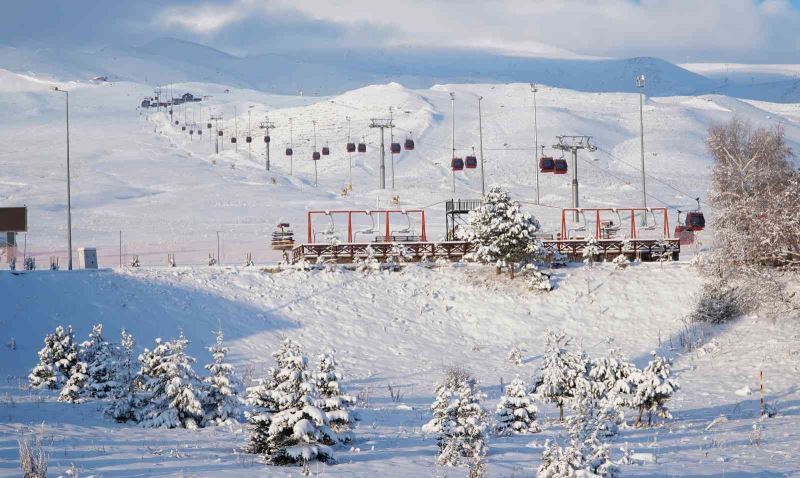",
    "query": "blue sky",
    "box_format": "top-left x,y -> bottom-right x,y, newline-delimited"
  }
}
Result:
3,0 -> 800,63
